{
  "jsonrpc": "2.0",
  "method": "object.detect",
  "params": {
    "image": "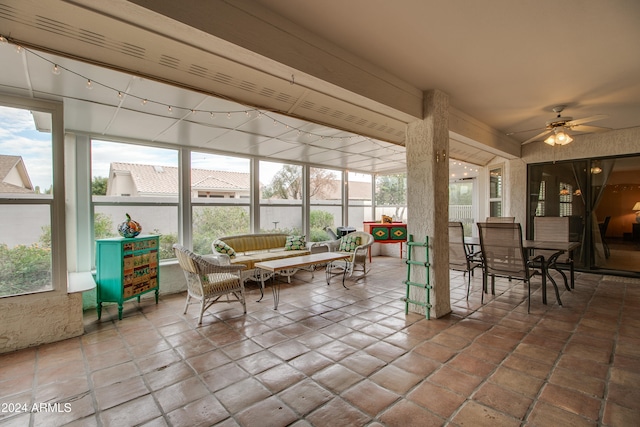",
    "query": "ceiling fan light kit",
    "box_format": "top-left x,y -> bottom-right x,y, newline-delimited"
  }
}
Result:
520,105 -> 609,146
